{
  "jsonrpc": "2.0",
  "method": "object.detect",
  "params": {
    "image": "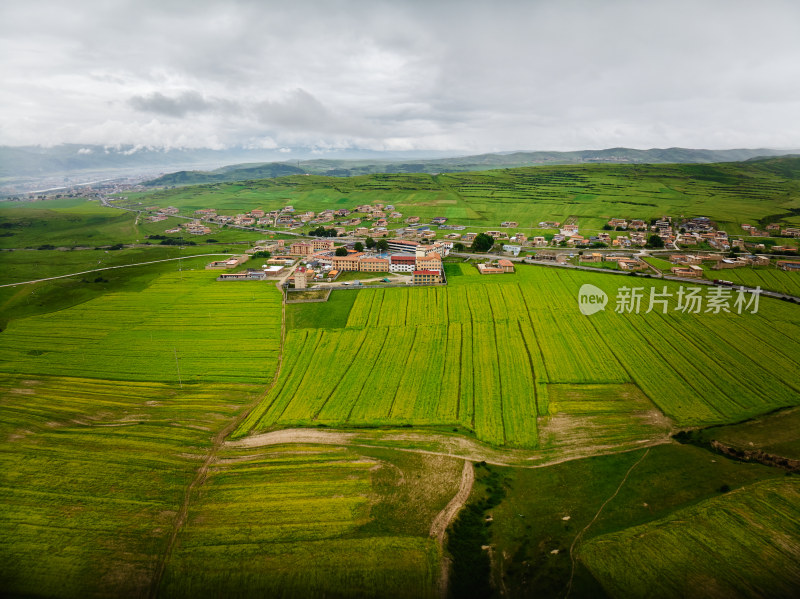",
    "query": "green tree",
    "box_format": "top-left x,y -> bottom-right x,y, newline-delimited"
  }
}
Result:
471,233 -> 494,253
646,234 -> 665,248
365,237 -> 376,249
334,246 -> 348,256
376,239 -> 389,252
453,242 -> 465,252
354,242 -> 364,252
252,250 -> 271,259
